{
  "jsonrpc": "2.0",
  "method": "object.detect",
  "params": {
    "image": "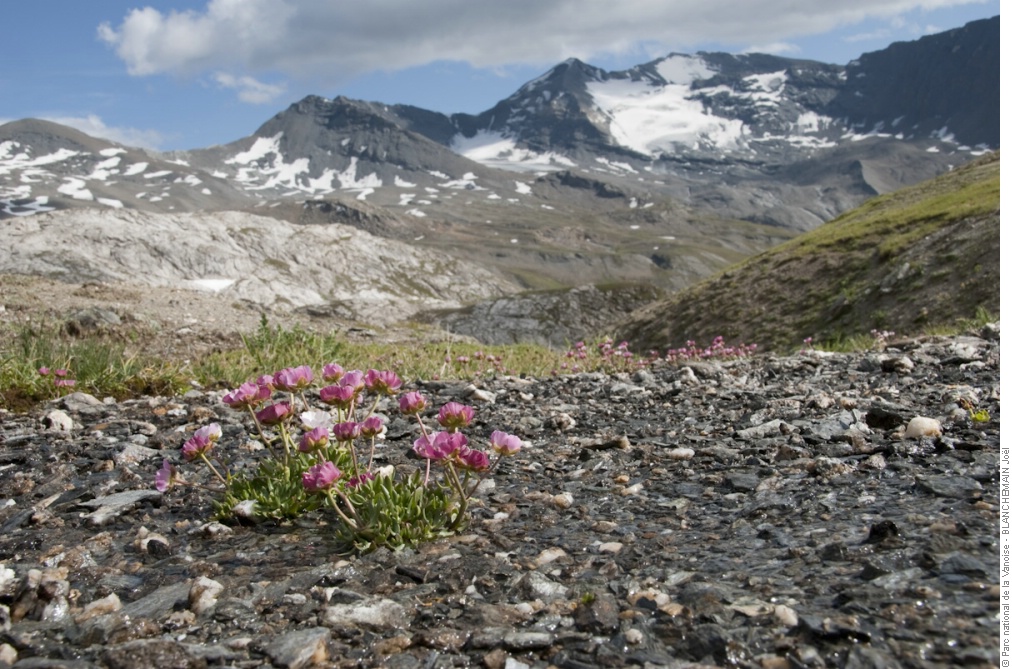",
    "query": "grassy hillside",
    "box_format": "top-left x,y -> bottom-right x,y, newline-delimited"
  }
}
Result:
617,152 -> 1000,353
